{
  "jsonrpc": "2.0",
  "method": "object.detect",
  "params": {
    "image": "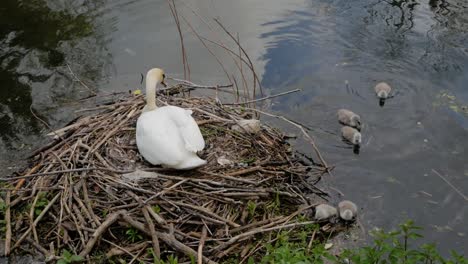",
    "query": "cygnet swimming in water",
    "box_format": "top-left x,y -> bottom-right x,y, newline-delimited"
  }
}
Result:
315,204 -> 337,220
374,82 -> 392,106
341,126 -> 361,146
337,109 -> 361,131
338,200 -> 358,221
